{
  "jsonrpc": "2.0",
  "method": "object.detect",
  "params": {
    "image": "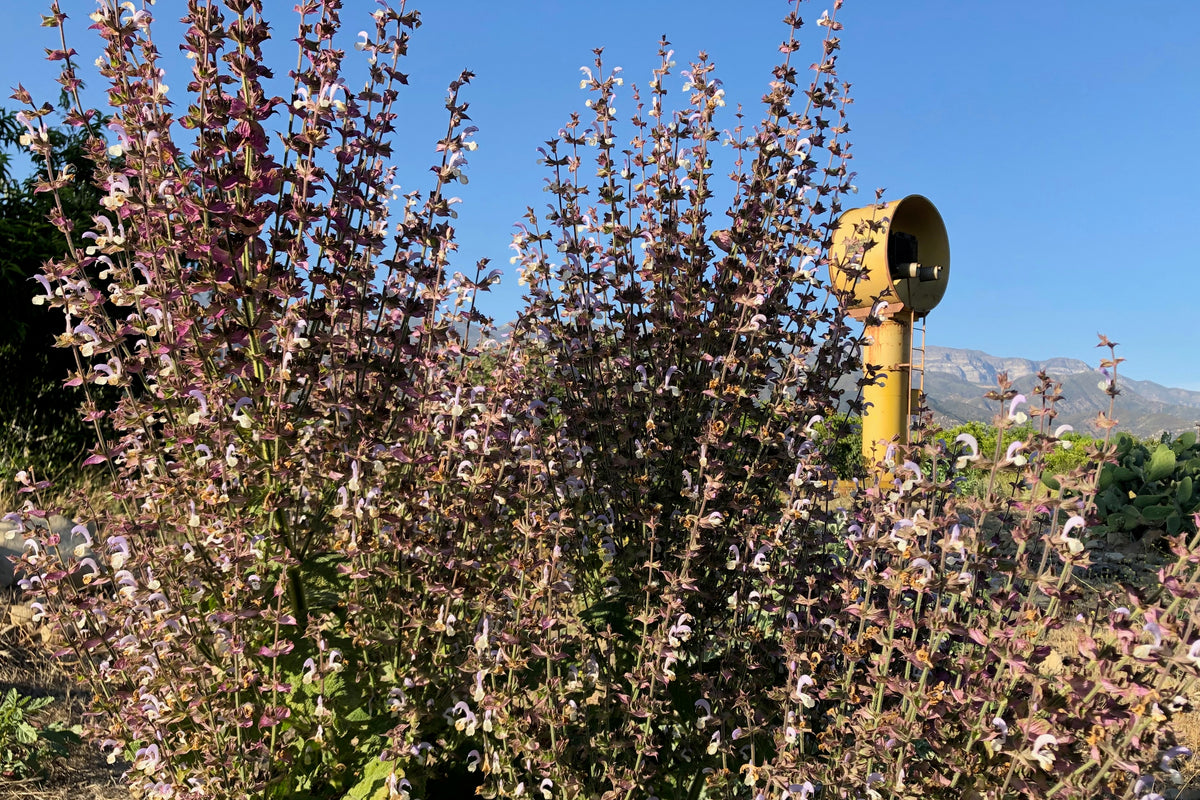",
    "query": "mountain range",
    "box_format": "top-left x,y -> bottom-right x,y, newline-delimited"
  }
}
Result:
919,346 -> 1200,439
484,324 -> 1196,439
